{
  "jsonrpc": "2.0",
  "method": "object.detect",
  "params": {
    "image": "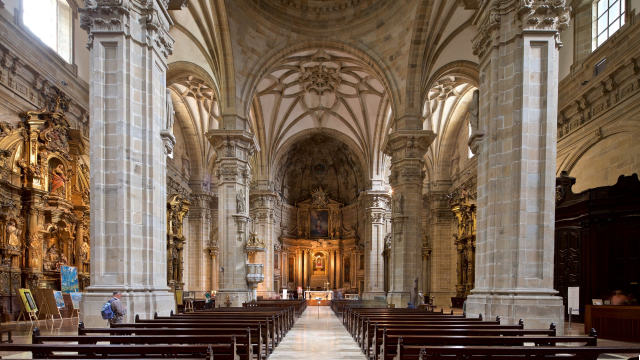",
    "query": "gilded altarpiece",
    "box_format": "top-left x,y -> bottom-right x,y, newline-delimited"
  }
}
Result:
0,103 -> 90,319
279,188 -> 360,292
449,186 -> 476,307
167,189 -> 190,293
